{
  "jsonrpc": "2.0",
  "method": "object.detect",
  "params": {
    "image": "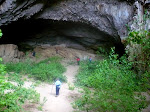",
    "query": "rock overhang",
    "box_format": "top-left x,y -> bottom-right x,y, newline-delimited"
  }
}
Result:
0,19 -> 116,47
0,0 -> 134,54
